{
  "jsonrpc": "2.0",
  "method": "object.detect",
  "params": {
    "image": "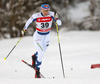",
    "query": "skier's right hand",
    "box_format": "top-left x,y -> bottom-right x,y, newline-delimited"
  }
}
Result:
21,29 -> 27,36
